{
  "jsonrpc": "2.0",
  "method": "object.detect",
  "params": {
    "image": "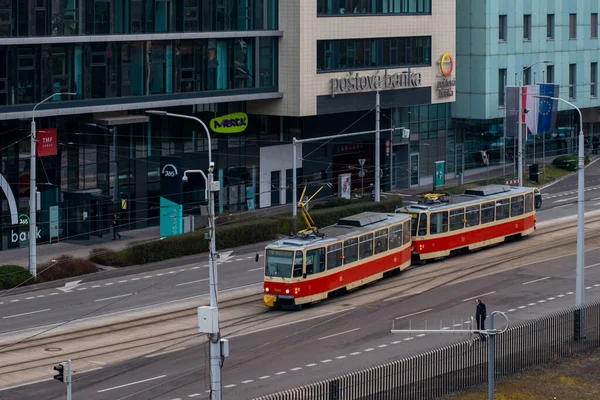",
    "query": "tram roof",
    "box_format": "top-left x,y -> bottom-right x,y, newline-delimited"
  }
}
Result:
400,185 -> 534,213
266,212 -> 411,250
